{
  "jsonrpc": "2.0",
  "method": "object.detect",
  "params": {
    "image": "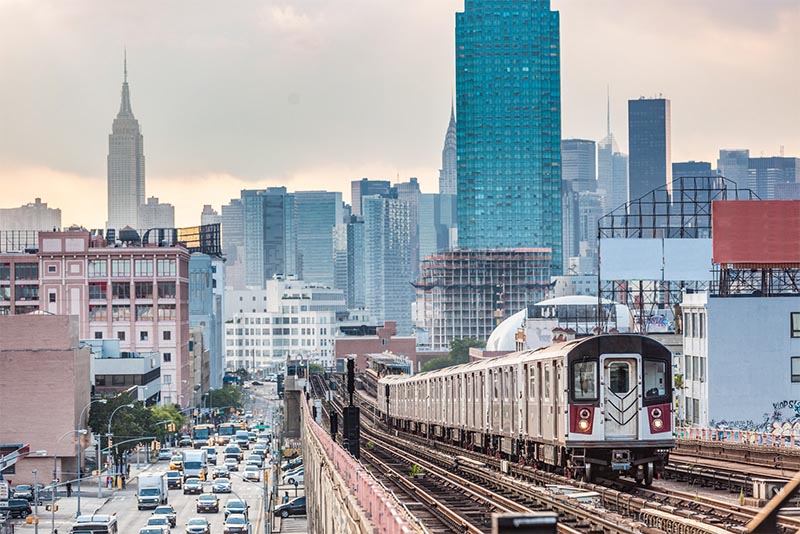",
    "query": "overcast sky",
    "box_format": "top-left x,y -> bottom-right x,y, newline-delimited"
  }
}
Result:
0,0 -> 797,228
